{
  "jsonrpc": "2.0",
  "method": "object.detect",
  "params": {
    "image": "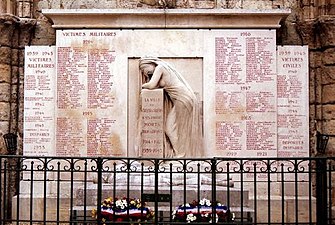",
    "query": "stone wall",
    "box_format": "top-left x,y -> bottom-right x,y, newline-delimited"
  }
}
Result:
0,13 -> 35,219
0,14 -> 36,154
294,0 -> 335,156
310,17 -> 335,156
34,0 -> 289,10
